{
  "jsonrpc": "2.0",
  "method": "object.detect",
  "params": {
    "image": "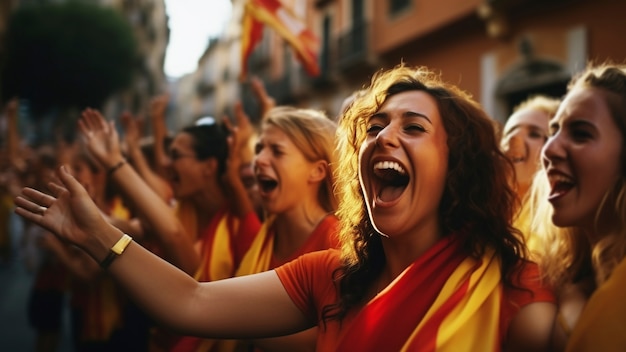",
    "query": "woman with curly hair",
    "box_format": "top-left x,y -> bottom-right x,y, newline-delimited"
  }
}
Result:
14,64 -> 555,351
525,63 -> 626,351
